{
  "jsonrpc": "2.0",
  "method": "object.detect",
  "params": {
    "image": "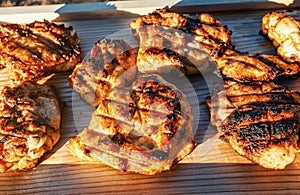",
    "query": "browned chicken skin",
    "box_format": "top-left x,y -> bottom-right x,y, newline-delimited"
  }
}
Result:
0,20 -> 82,85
